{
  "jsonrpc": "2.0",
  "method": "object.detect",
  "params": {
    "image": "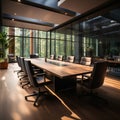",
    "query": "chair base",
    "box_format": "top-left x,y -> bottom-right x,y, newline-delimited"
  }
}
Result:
21,81 -> 30,88
25,89 -> 49,107
78,87 -> 108,104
